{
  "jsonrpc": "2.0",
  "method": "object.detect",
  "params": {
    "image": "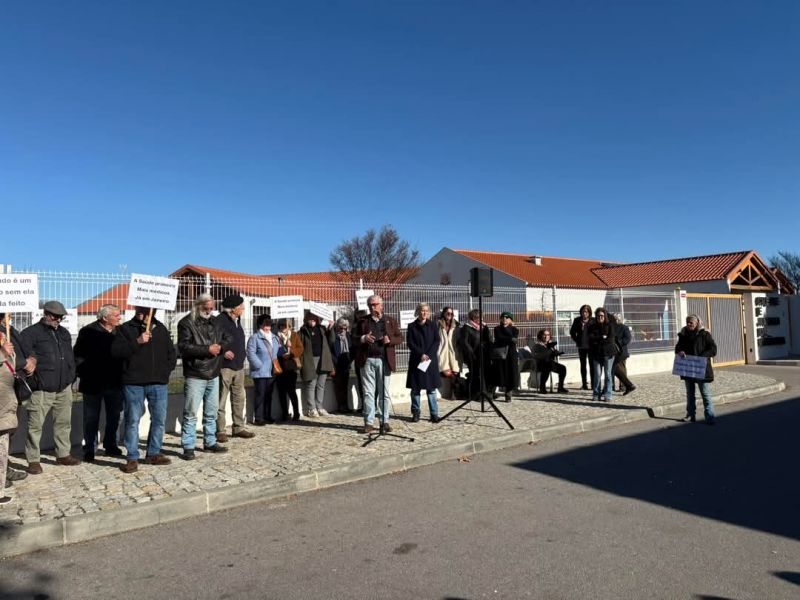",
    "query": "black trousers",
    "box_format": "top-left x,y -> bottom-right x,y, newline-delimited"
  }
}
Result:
275,370 -> 299,418
578,349 -> 595,387
333,354 -> 352,412
539,362 -> 566,390
614,358 -> 634,391
253,377 -> 276,422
